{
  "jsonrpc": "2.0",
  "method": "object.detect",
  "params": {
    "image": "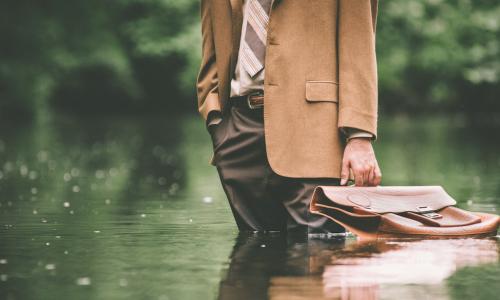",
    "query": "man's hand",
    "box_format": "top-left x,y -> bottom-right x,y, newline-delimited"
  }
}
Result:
340,138 -> 382,186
